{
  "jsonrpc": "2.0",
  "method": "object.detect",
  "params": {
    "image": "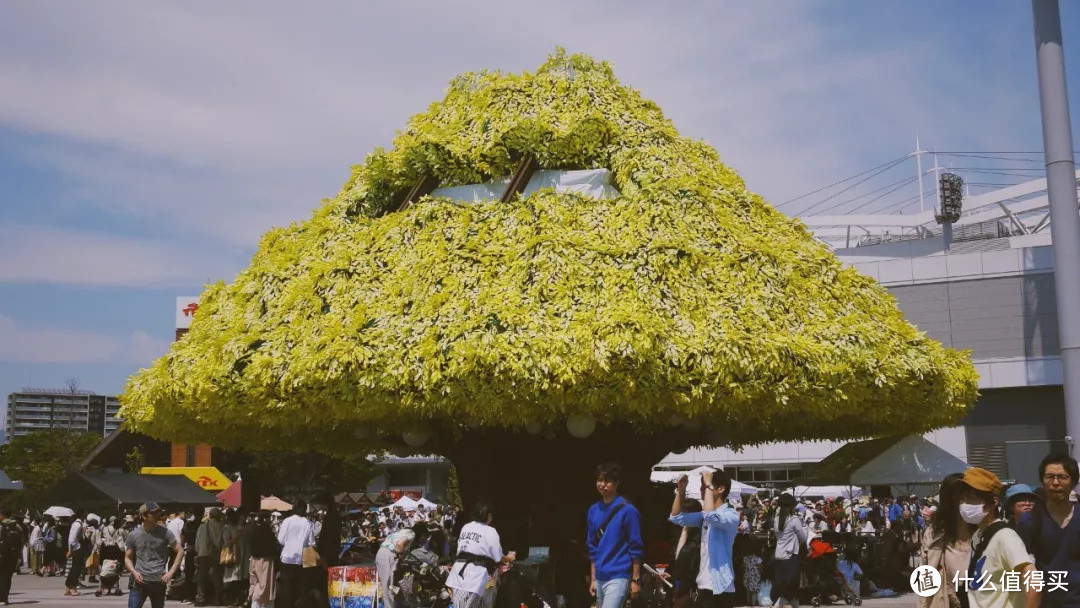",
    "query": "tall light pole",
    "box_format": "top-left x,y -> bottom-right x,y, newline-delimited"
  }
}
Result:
1032,0 -> 1080,455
